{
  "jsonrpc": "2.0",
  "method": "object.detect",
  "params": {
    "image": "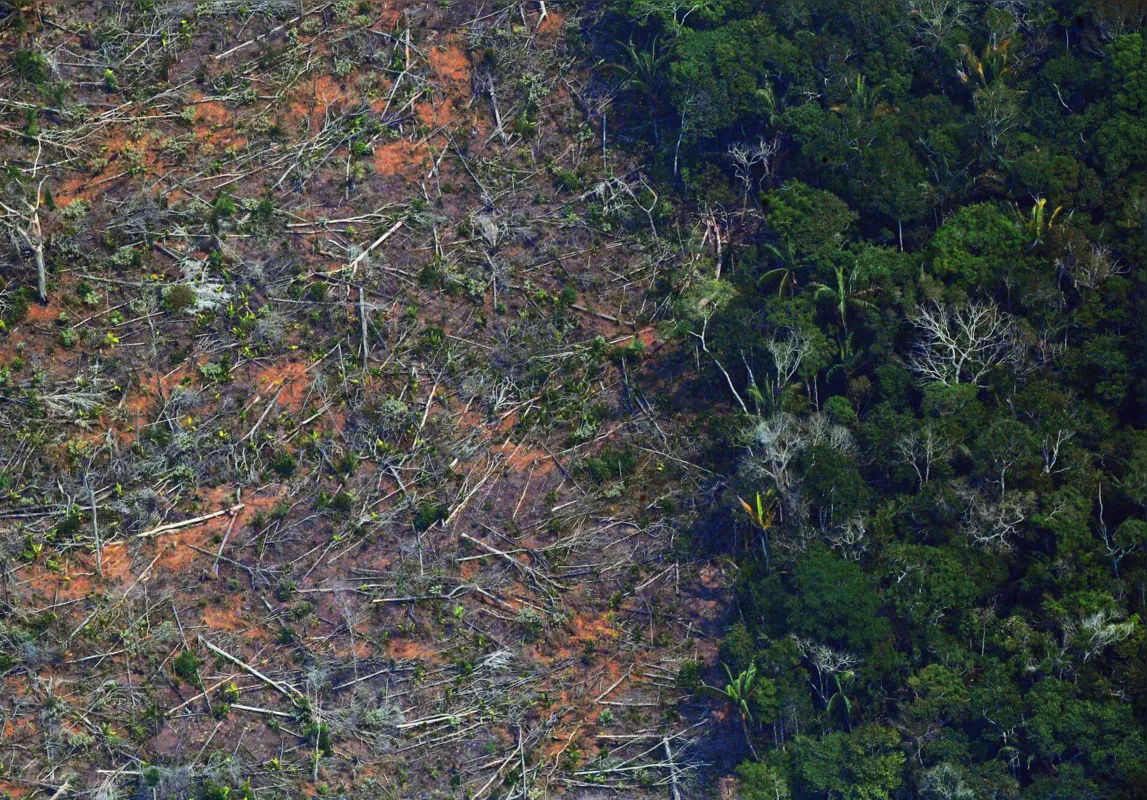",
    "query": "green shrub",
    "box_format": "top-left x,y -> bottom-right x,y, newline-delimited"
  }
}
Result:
583,447 -> 637,483
11,50 -> 48,83
271,451 -> 297,478
163,284 -> 197,314
172,650 -> 201,684
676,660 -> 703,694
414,502 -> 447,531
